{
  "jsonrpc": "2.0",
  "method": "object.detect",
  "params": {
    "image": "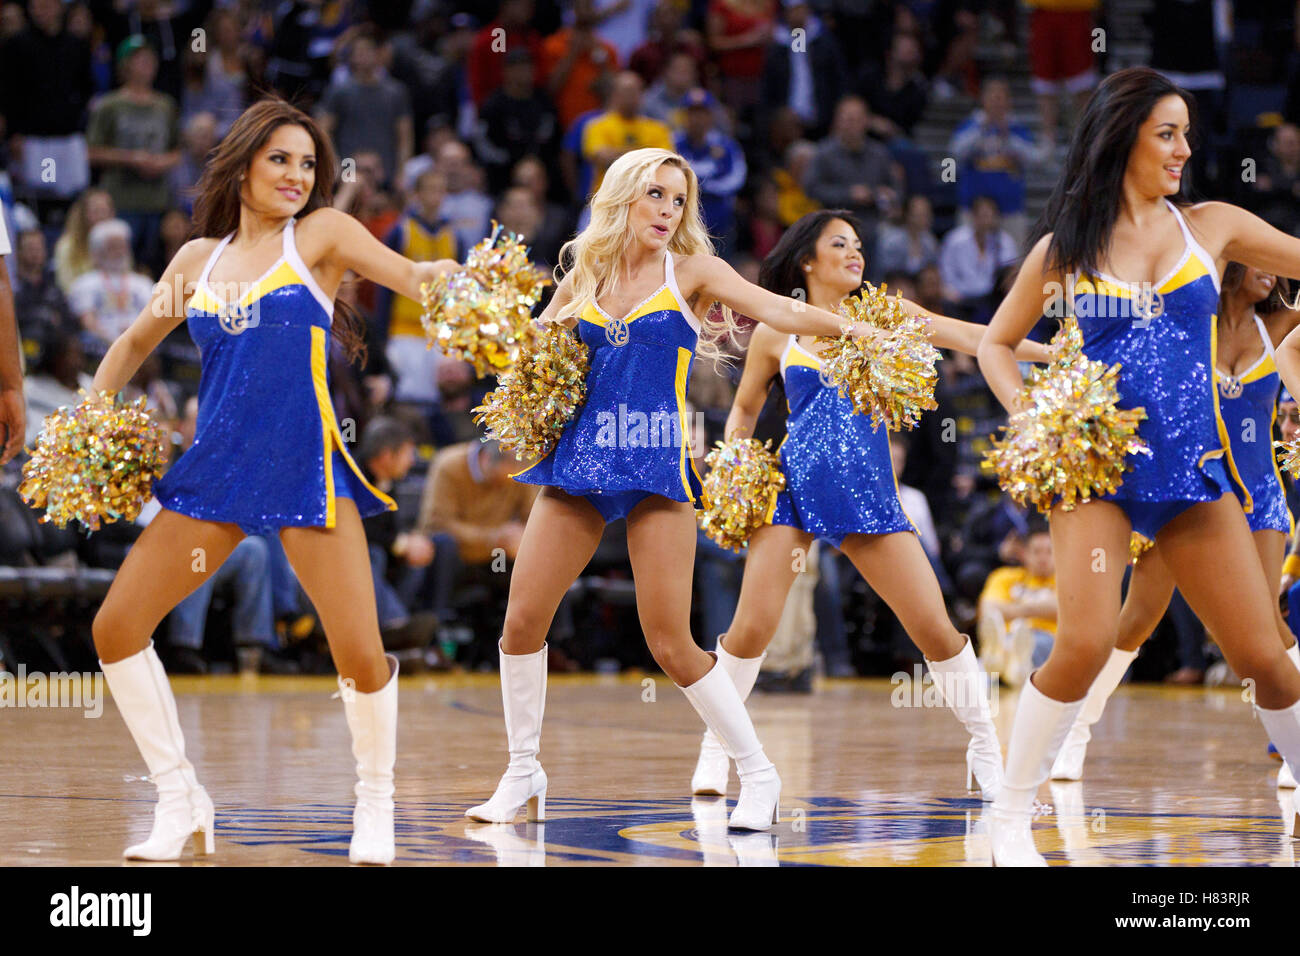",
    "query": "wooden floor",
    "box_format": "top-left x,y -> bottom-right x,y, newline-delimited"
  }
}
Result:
3,673 -> 1297,866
